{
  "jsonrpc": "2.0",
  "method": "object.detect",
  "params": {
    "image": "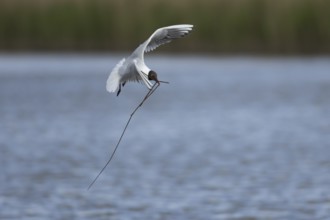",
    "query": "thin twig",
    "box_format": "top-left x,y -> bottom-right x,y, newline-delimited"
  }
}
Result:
87,83 -> 160,190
